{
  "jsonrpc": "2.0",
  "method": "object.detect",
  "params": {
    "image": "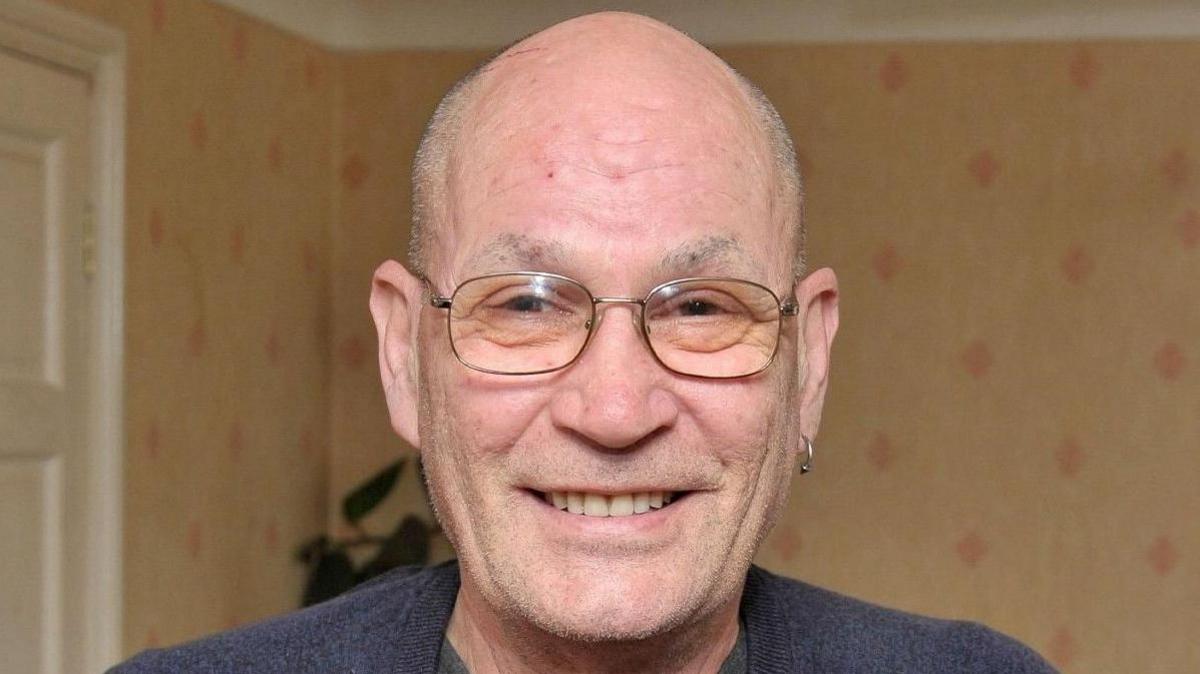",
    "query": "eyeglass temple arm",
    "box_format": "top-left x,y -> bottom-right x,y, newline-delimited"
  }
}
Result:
781,300 -> 800,317
418,276 -> 453,309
